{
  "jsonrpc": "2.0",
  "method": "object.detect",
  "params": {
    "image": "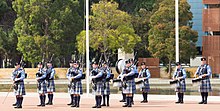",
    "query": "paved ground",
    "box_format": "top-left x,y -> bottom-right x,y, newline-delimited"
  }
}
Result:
1,92 -> 220,111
